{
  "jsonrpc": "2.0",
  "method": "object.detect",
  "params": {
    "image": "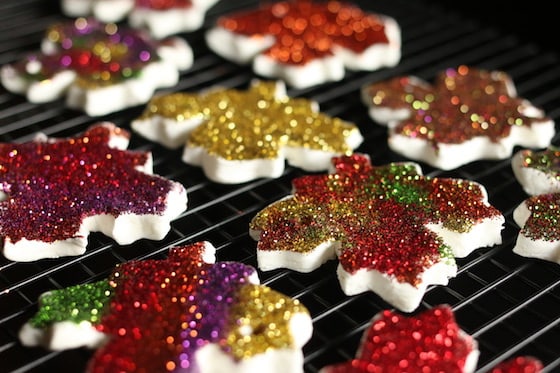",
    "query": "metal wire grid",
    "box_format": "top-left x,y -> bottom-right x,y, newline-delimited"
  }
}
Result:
0,0 -> 559,372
